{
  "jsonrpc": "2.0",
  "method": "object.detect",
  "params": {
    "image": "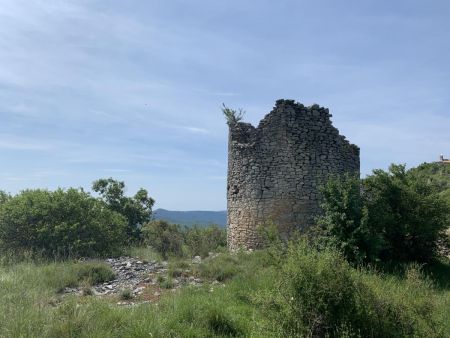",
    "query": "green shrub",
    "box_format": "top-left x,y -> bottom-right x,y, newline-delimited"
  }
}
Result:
124,246 -> 161,262
364,164 -> 449,262
159,277 -> 174,289
205,307 -> 242,337
194,254 -> 240,282
76,262 -> 116,285
119,288 -> 133,300
257,240 -> 362,337
319,164 -> 450,263
256,240 -> 446,337
141,220 -> 184,259
318,173 -> 382,263
0,189 -> 127,258
184,225 -> 227,257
